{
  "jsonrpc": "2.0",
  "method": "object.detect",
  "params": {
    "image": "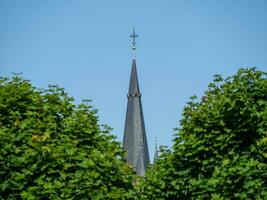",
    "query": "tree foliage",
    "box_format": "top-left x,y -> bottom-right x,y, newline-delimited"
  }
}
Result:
140,68 -> 267,199
0,76 -> 136,199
